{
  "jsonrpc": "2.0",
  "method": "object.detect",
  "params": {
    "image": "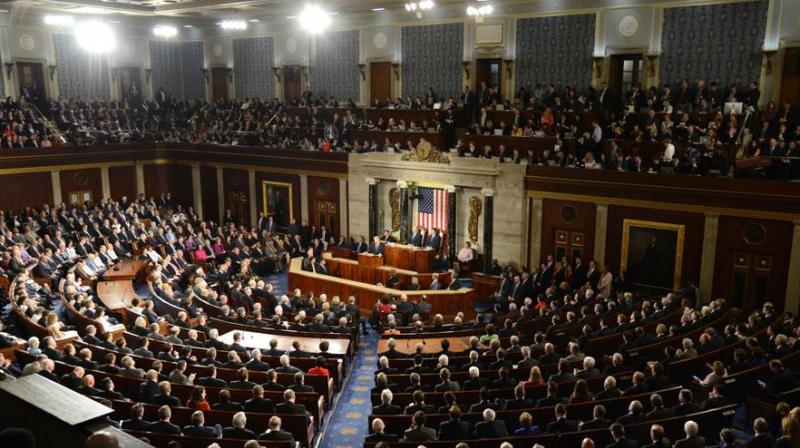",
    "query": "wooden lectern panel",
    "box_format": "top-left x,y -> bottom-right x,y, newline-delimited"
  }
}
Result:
358,252 -> 384,268
384,243 -> 434,273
